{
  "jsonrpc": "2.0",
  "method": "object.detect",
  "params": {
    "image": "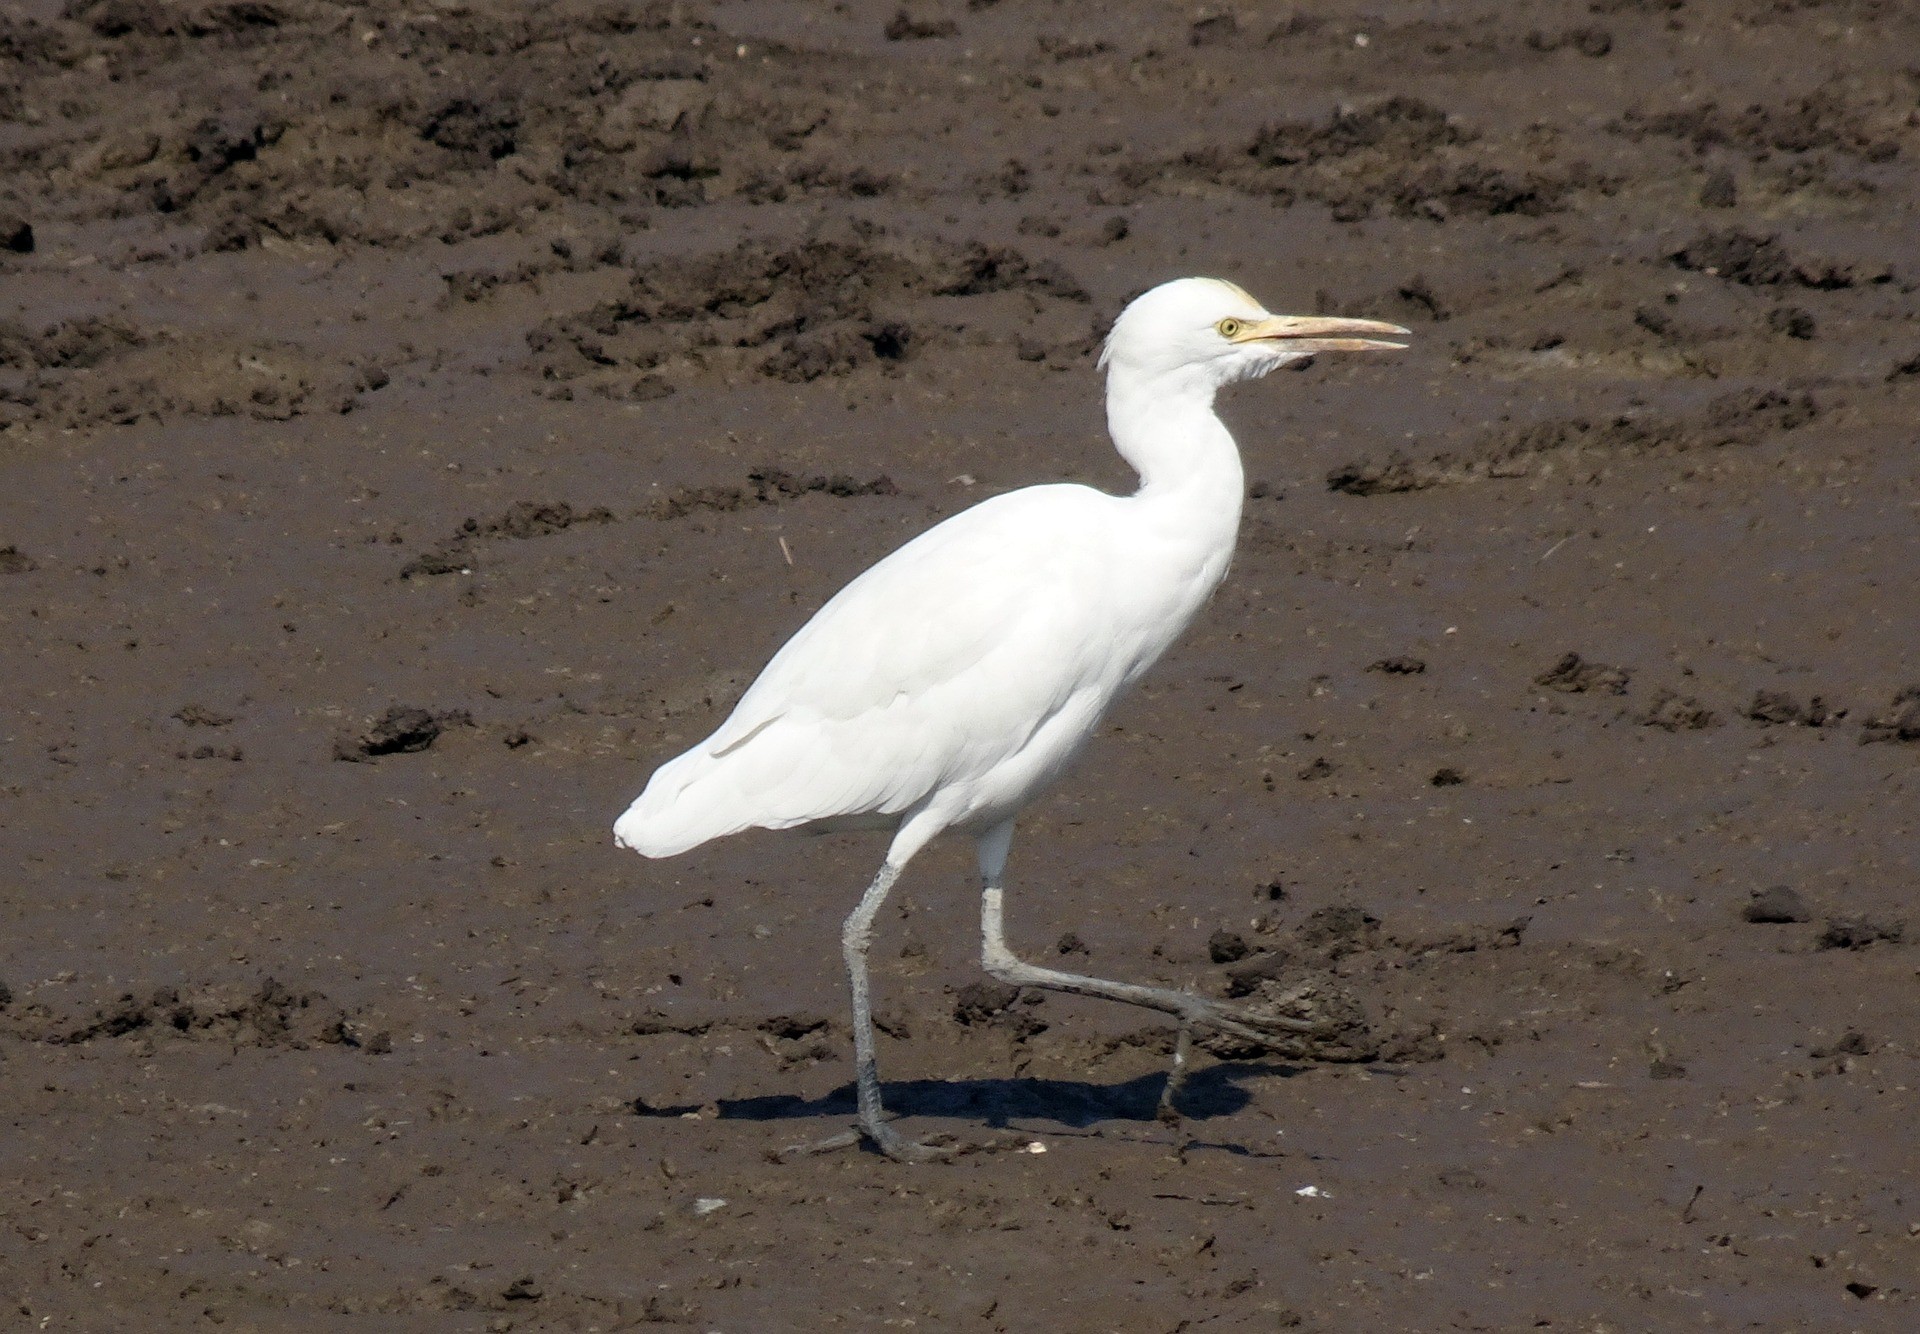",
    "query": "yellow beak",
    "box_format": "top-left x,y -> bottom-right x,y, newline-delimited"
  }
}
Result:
1233,314 -> 1411,353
